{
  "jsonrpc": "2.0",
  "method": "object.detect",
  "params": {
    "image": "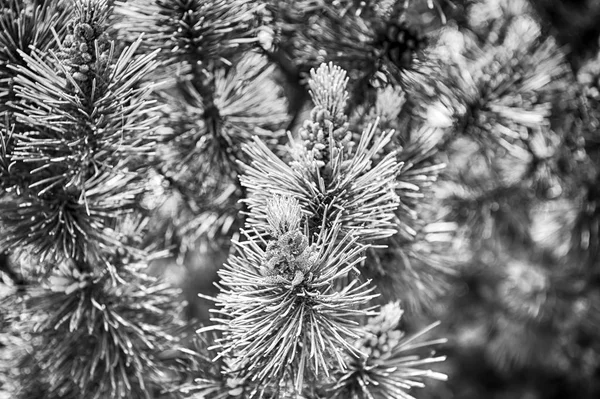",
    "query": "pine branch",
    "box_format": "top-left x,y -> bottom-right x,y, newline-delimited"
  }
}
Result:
116,0 -> 289,256
10,252 -> 184,399
114,0 -> 265,88
328,302 -> 447,399
215,197 -> 377,396
0,167 -> 144,266
203,62 -> 447,397
1,1 -> 162,265
446,12 -> 568,156
159,52 -> 287,181
242,63 -> 401,245
11,35 -> 161,172
0,0 -> 71,112
147,51 -> 288,258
